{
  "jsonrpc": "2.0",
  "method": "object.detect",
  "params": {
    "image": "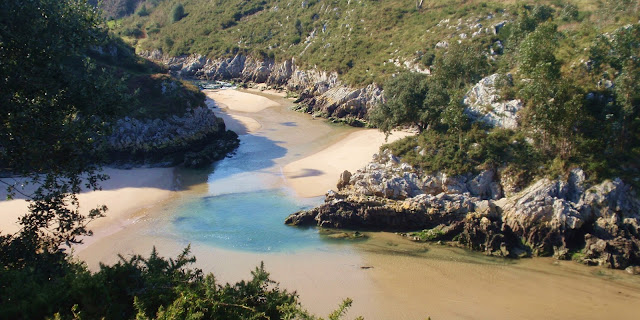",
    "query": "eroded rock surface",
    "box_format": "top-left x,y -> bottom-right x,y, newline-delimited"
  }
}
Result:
286,150 -> 640,269
463,73 -> 523,129
106,107 -> 239,167
141,51 -> 382,121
